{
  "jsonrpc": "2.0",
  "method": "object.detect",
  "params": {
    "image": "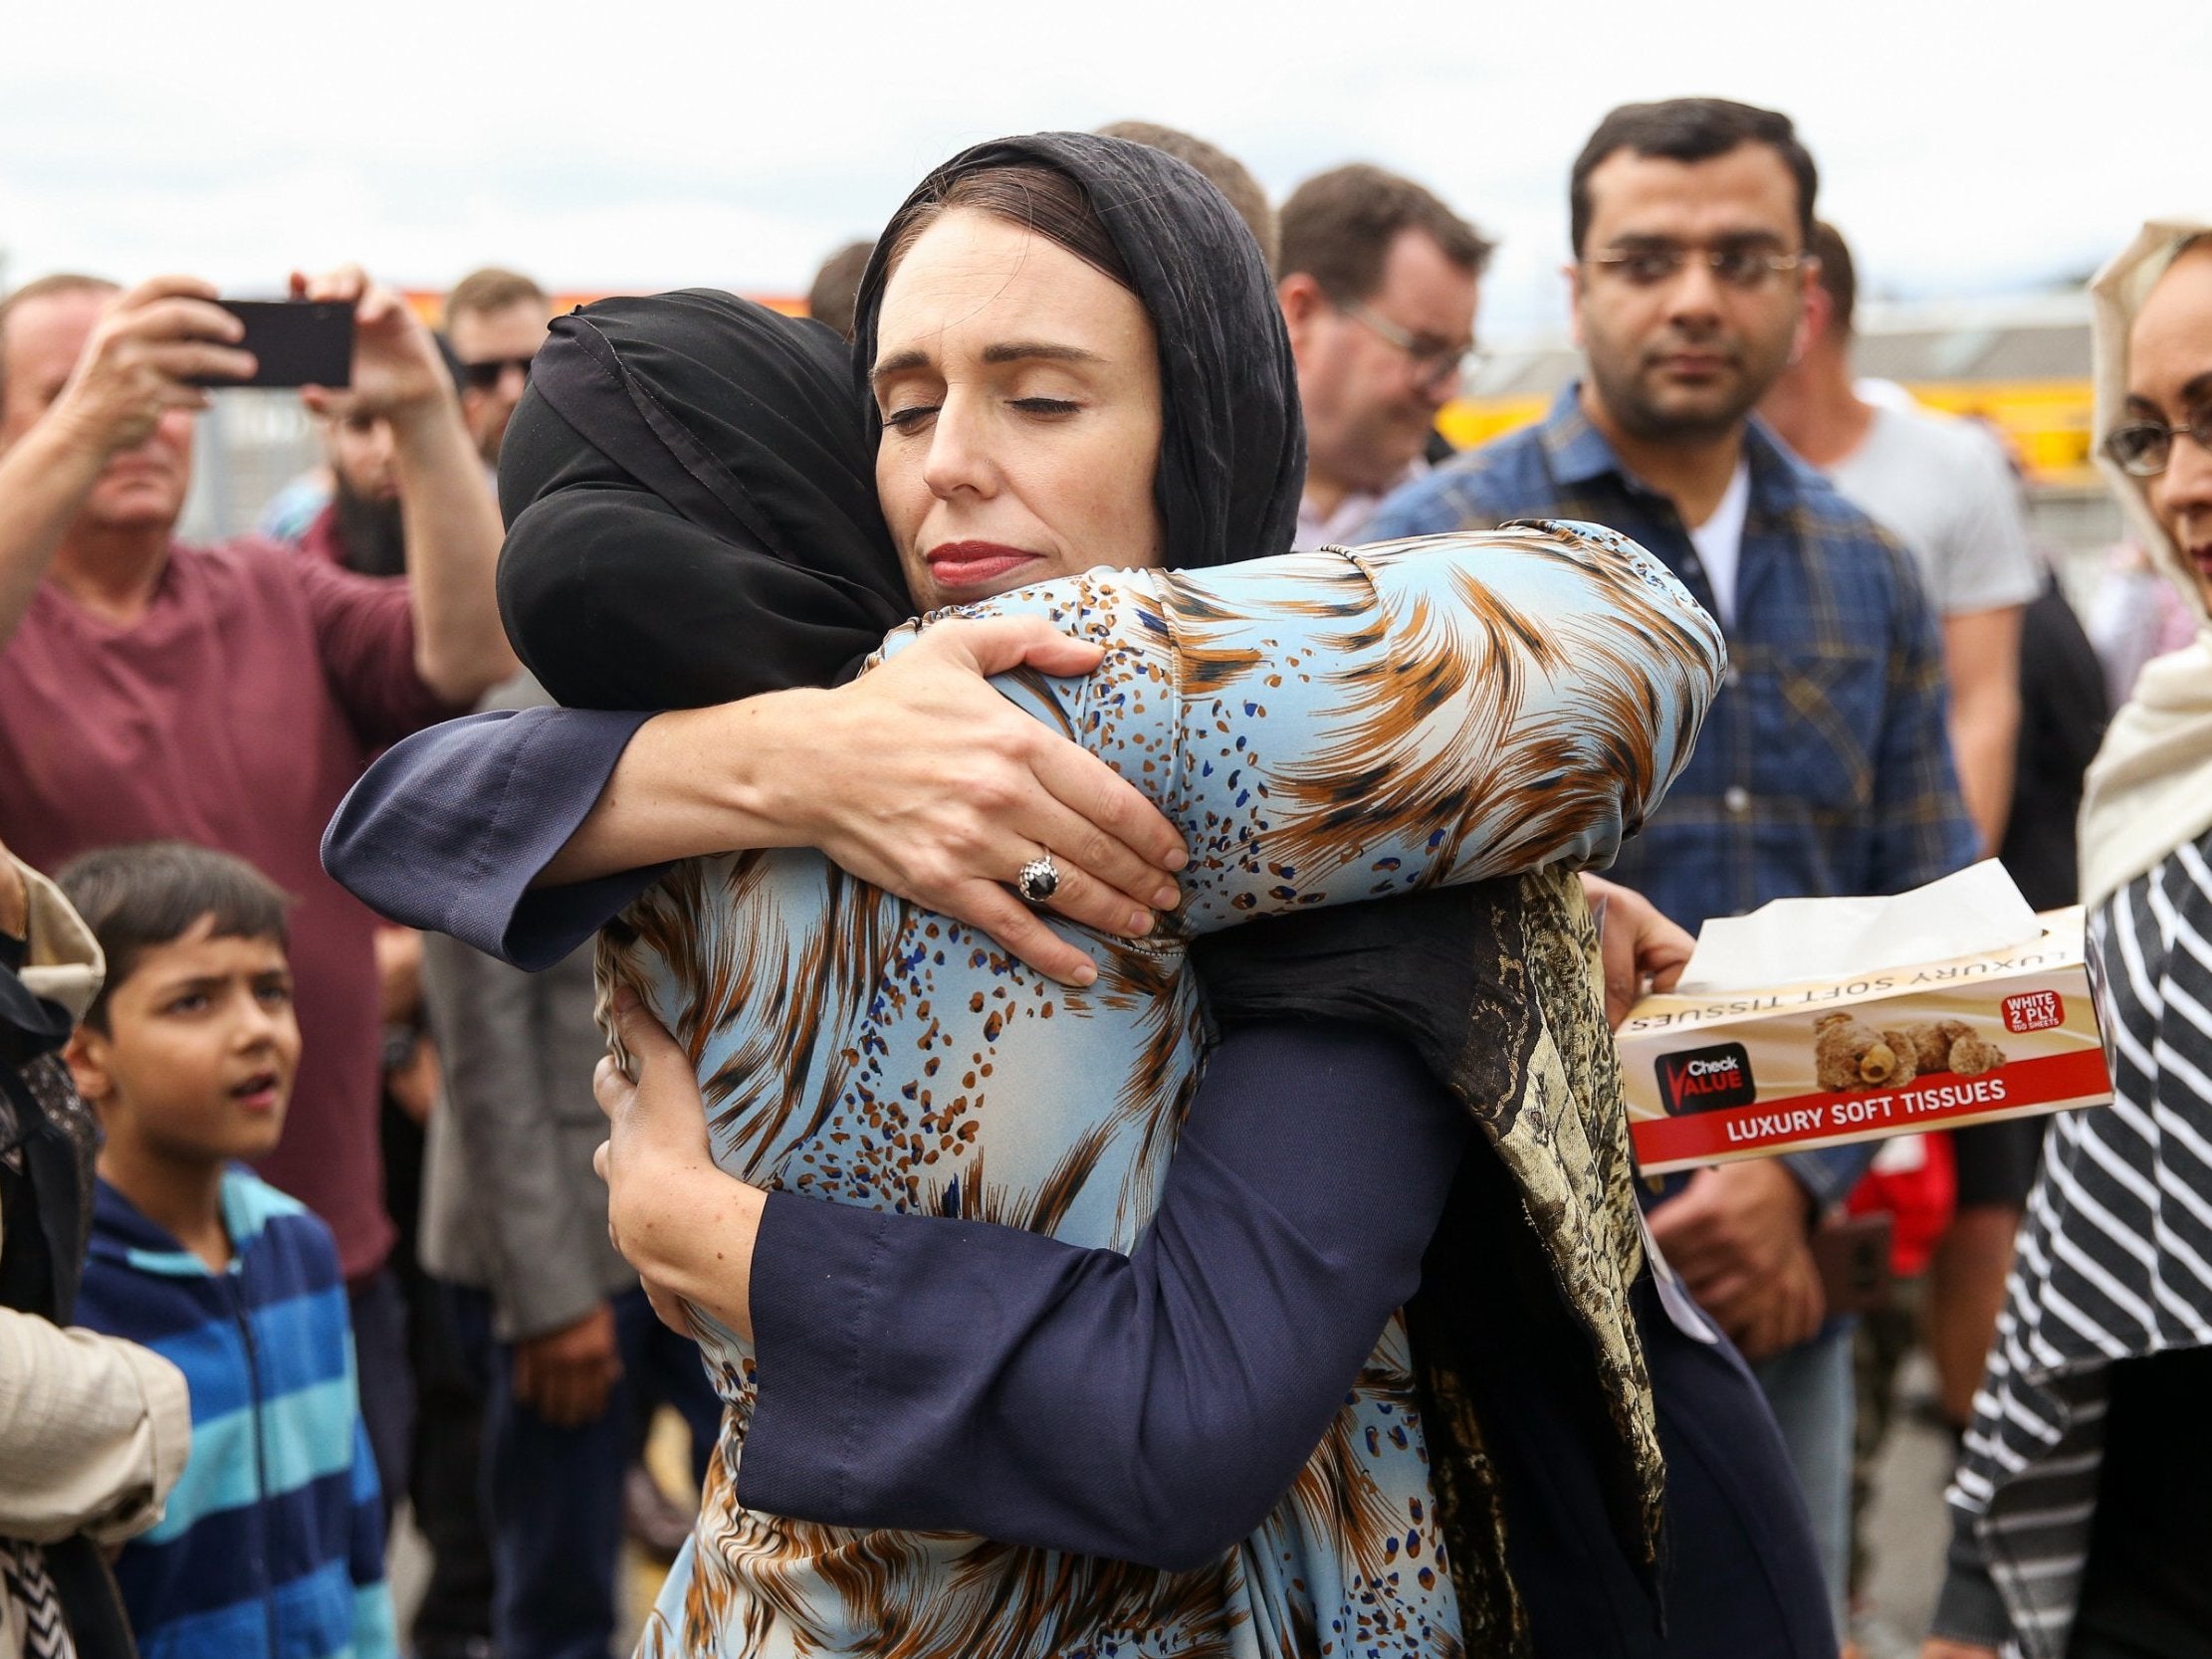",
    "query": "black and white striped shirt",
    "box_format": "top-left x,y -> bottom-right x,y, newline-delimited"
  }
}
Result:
1935,830 -> 2212,1655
